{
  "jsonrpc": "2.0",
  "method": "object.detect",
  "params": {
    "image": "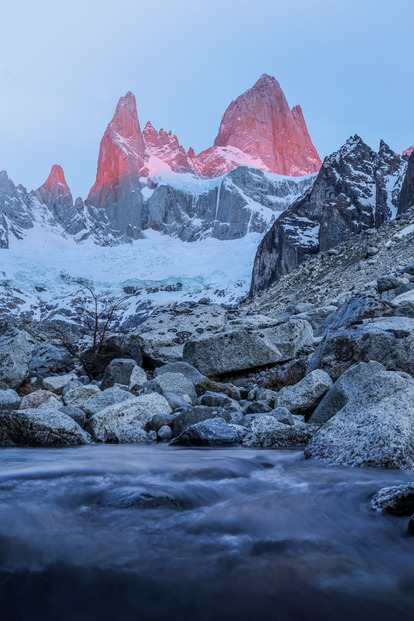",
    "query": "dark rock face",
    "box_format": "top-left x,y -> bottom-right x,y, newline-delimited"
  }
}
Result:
250,137 -> 408,295
398,150 -> 414,215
